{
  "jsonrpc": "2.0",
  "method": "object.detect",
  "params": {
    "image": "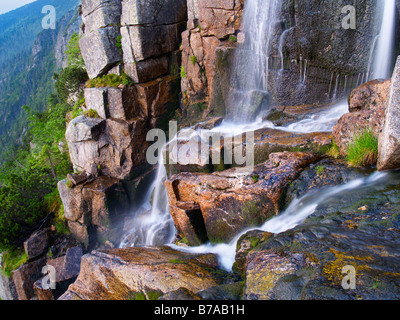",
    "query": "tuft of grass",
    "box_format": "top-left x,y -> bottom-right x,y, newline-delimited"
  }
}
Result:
83,109 -> 100,119
346,128 -> 378,167
86,73 -> 134,88
229,35 -> 237,43
326,141 -> 341,159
